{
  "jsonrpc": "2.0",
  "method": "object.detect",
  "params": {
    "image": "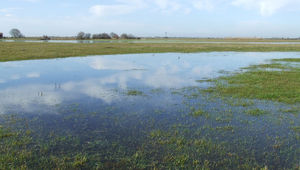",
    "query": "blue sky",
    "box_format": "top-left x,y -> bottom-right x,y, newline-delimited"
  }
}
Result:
1,0 -> 300,37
